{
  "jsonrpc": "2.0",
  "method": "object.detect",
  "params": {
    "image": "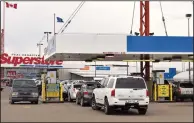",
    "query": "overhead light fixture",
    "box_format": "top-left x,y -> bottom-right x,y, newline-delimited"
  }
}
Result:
182,60 -> 193,62
85,59 -> 93,62
163,57 -> 172,62
96,55 -> 105,59
105,54 -> 114,58
153,59 -> 160,62
188,55 -> 193,59
172,56 -> 182,61
97,58 -> 104,60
